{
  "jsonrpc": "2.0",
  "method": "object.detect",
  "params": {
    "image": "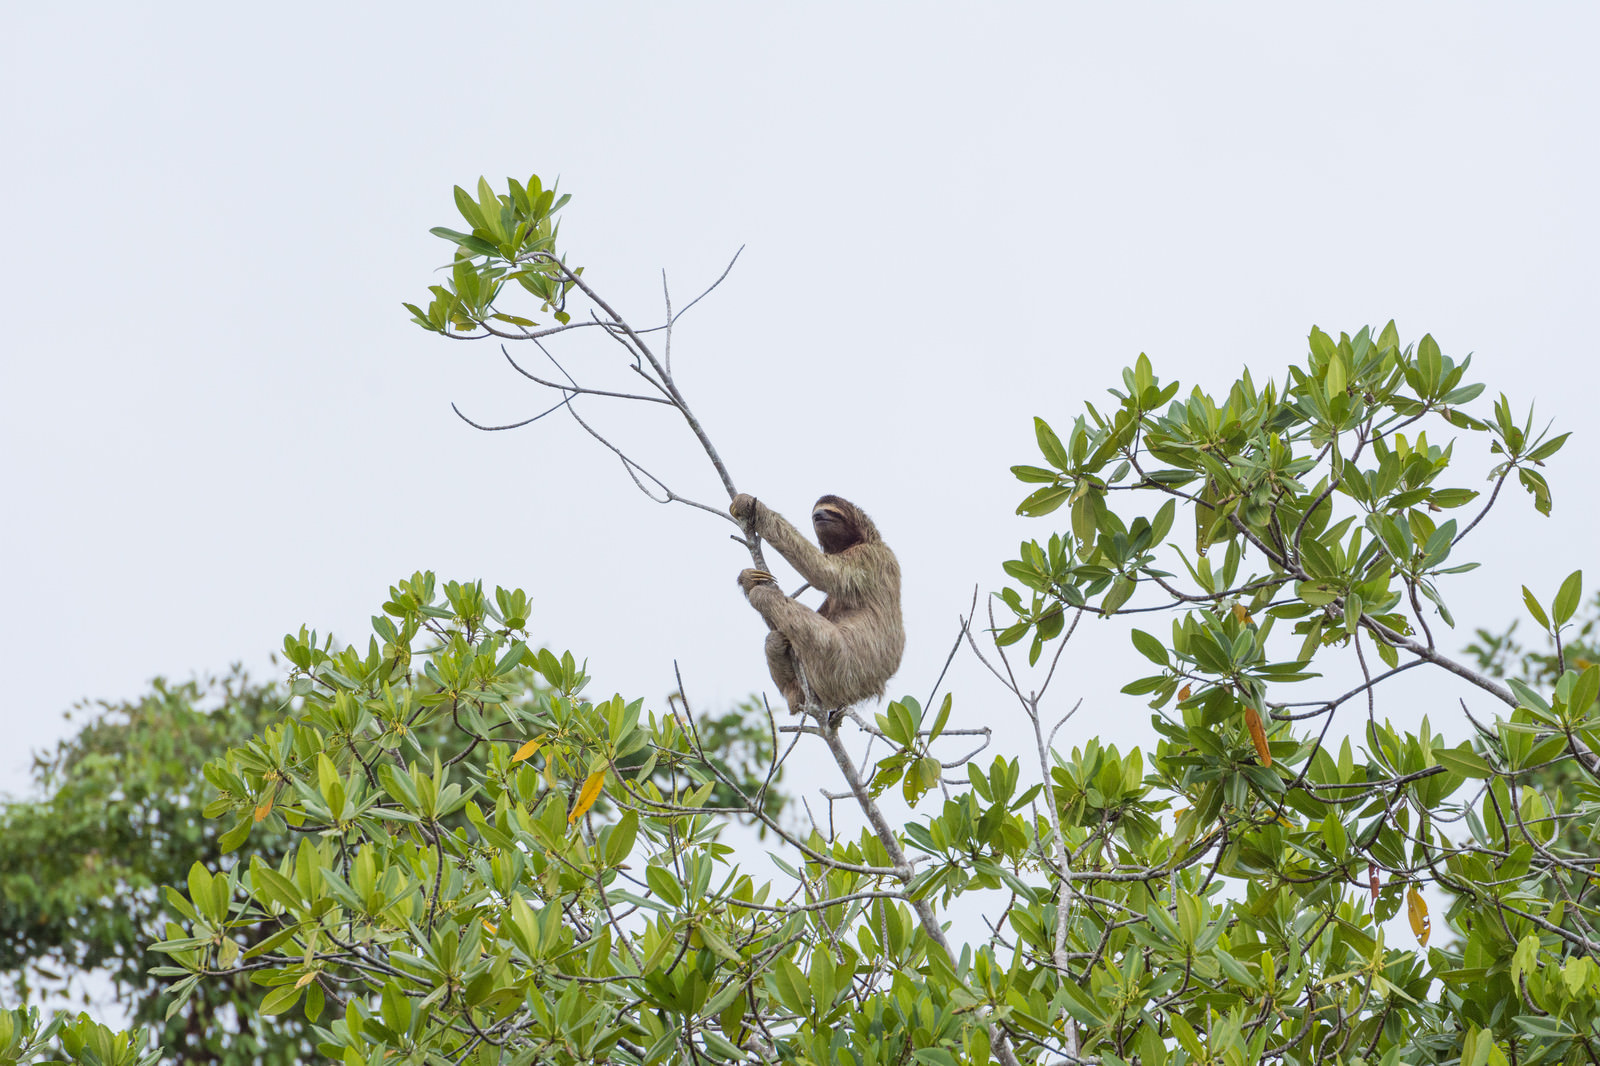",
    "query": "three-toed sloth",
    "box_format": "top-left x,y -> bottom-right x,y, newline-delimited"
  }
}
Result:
731,493 -> 904,714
